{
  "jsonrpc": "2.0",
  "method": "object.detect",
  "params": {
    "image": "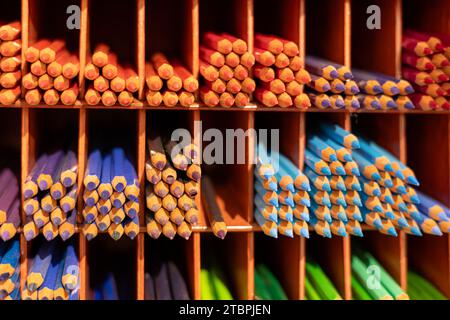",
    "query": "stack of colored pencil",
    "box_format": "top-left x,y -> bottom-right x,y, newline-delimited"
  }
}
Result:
402,30 -> 450,110
254,141 -> 310,239
93,272 -> 119,300
145,136 -> 200,240
305,56 -> 360,110
22,241 -> 79,300
351,67 -> 415,110
407,270 -> 447,300
305,258 -> 342,300
22,151 -> 78,241
201,255 -> 233,300
82,148 -> 140,241
305,124 -> 363,238
199,32 -> 255,107
145,259 -> 190,300
0,21 -> 21,106
24,39 -> 79,106
254,34 -> 310,108
254,264 -> 287,300
0,239 -> 20,300
0,168 -> 20,241
84,44 -> 139,107
352,136 -> 449,237
352,244 -> 408,300
146,53 -> 198,107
